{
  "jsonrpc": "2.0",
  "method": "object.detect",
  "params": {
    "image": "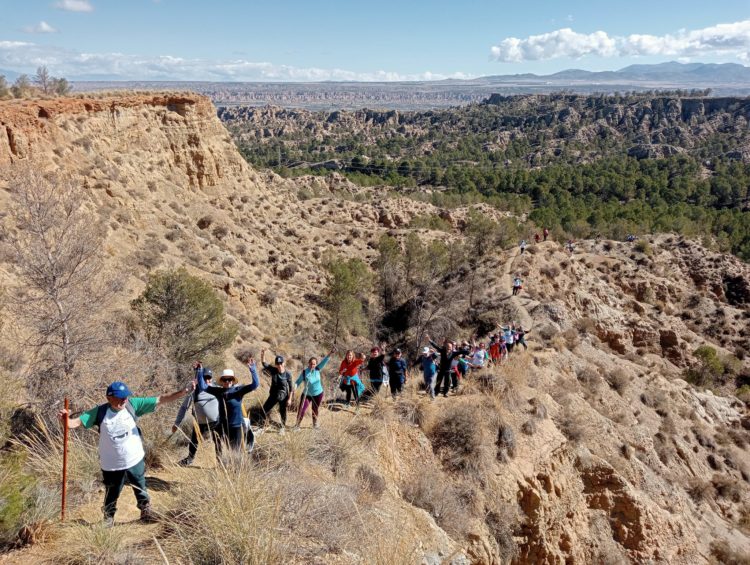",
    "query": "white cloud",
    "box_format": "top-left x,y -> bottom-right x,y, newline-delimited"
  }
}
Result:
23,21 -> 57,34
491,28 -> 616,62
0,41 -> 472,82
490,20 -> 750,62
55,0 -> 93,13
